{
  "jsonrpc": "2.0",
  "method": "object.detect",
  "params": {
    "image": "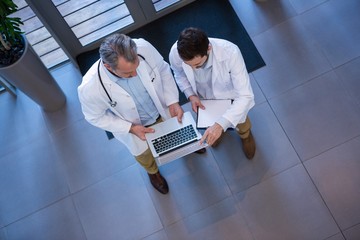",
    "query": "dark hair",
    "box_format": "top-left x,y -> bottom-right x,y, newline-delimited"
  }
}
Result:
99,33 -> 137,69
177,27 -> 209,61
